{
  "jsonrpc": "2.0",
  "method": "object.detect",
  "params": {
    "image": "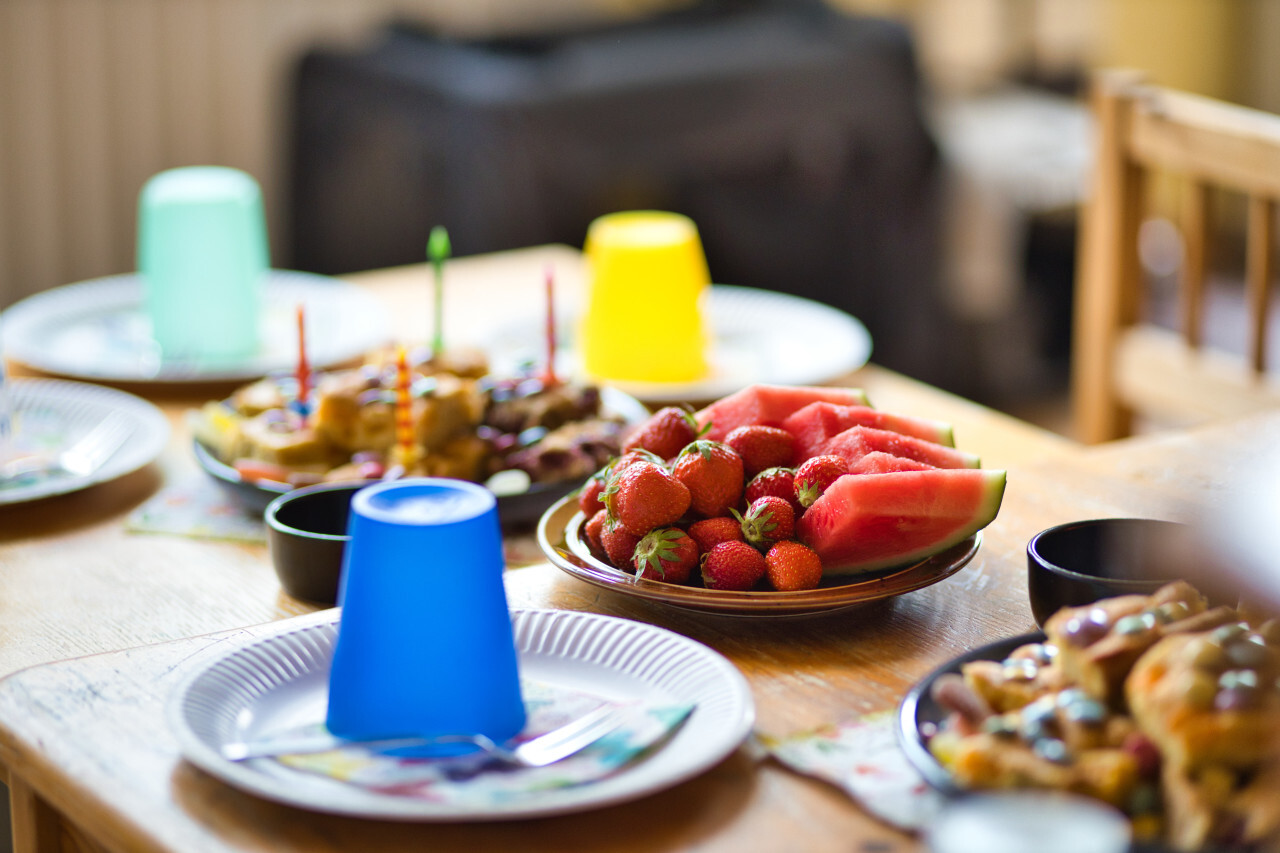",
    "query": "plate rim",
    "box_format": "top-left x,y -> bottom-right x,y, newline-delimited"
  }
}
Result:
484,284 -> 873,405
895,631 -> 1047,795
2,270 -> 391,383
1,378 -> 171,505
536,493 -> 981,618
167,607 -> 755,821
